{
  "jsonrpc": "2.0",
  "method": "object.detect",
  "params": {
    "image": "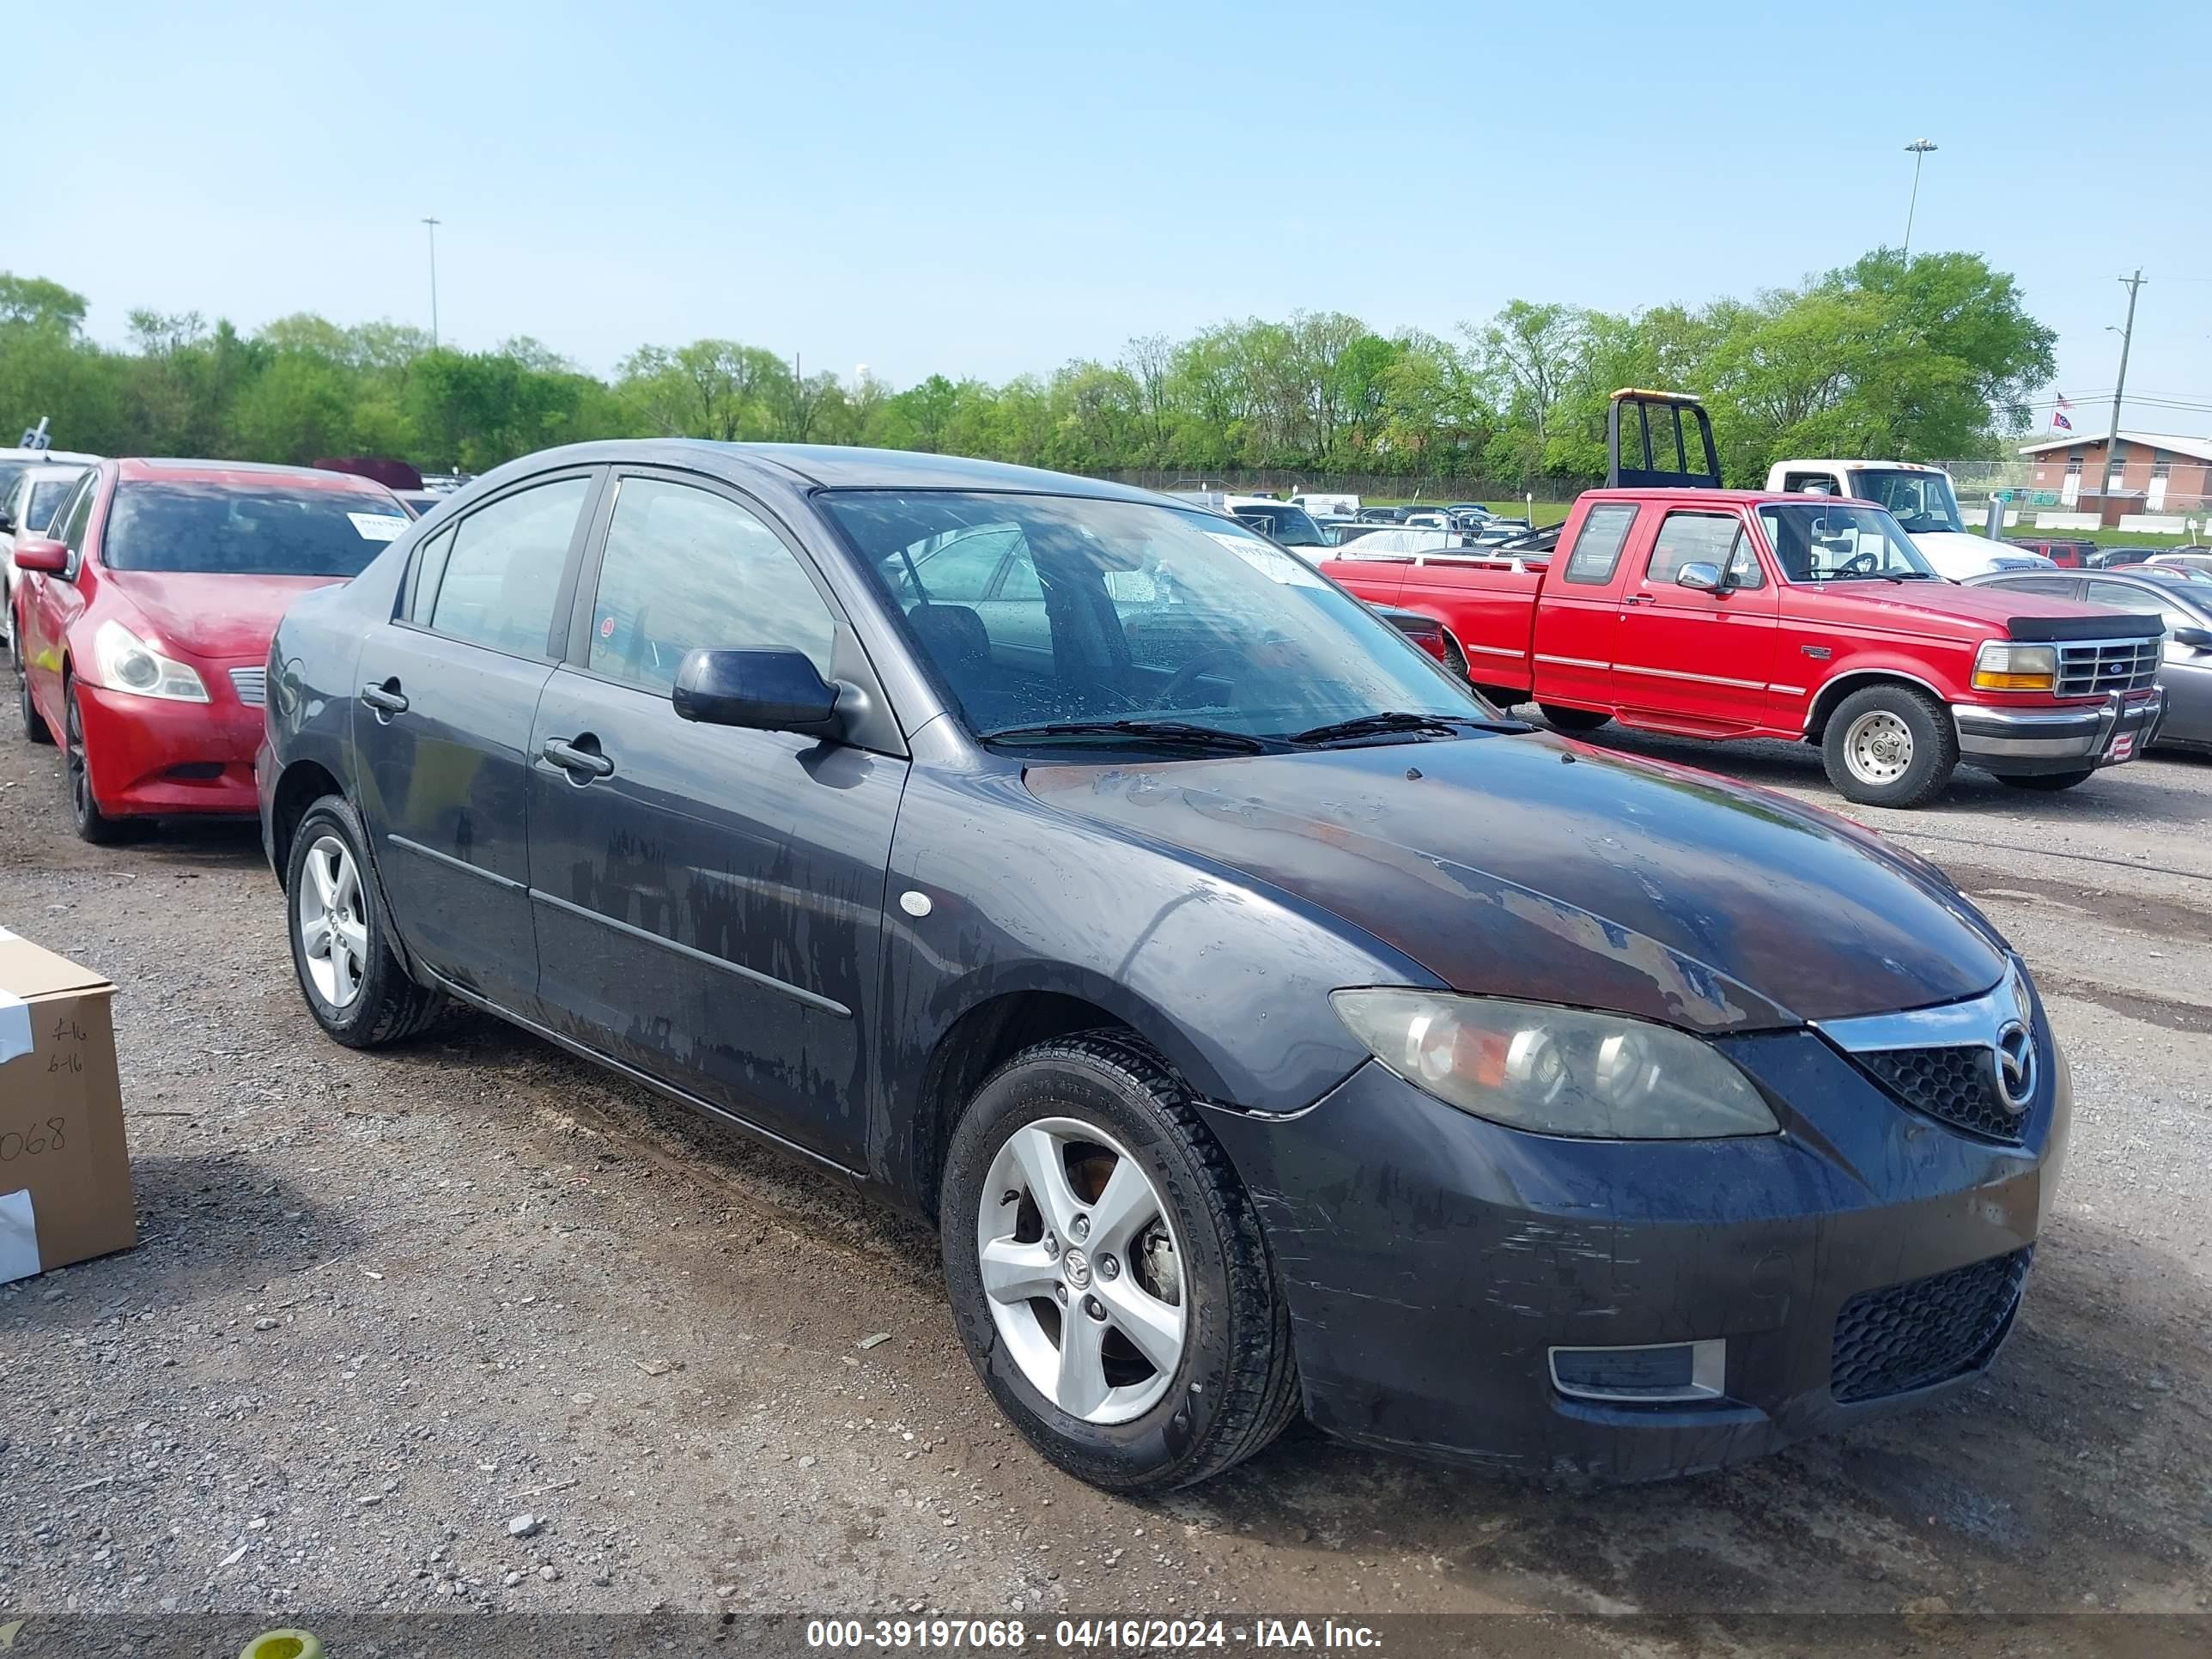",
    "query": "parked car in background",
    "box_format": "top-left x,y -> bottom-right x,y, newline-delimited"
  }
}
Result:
2145,550 -> 2212,580
2087,546 -> 2158,570
1224,498 -> 1331,555
2006,538 -> 2097,568
396,490 -> 443,518
0,444 -> 100,506
1,460 -> 95,645
1967,567 -> 2212,755
1289,491 -> 1358,518
1764,459 -> 2049,579
1355,506 -> 1403,524
10,459 -> 410,842
1328,391 -> 2166,805
1404,510 -> 1451,530
258,439 -> 2069,1492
